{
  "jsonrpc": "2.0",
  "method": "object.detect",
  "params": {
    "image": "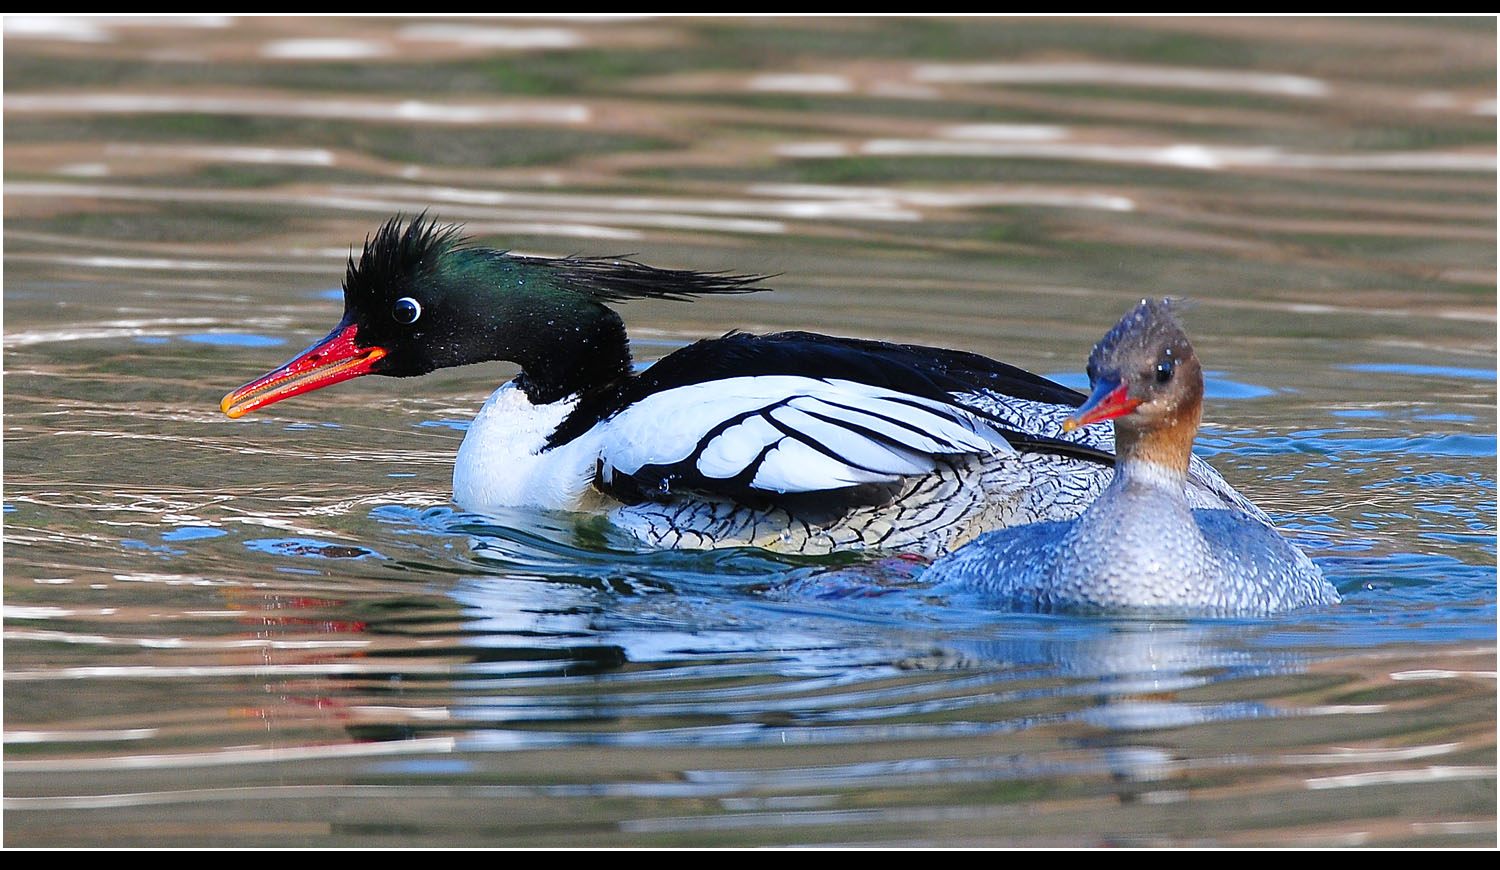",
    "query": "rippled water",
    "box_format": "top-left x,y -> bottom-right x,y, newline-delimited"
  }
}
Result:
4,16 -> 1495,847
